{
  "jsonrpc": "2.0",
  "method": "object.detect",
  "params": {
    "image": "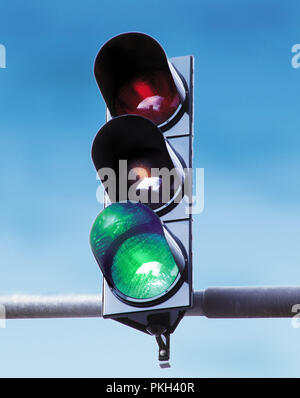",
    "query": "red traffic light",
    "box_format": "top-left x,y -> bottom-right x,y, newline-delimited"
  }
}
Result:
94,32 -> 186,128
115,69 -> 181,125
